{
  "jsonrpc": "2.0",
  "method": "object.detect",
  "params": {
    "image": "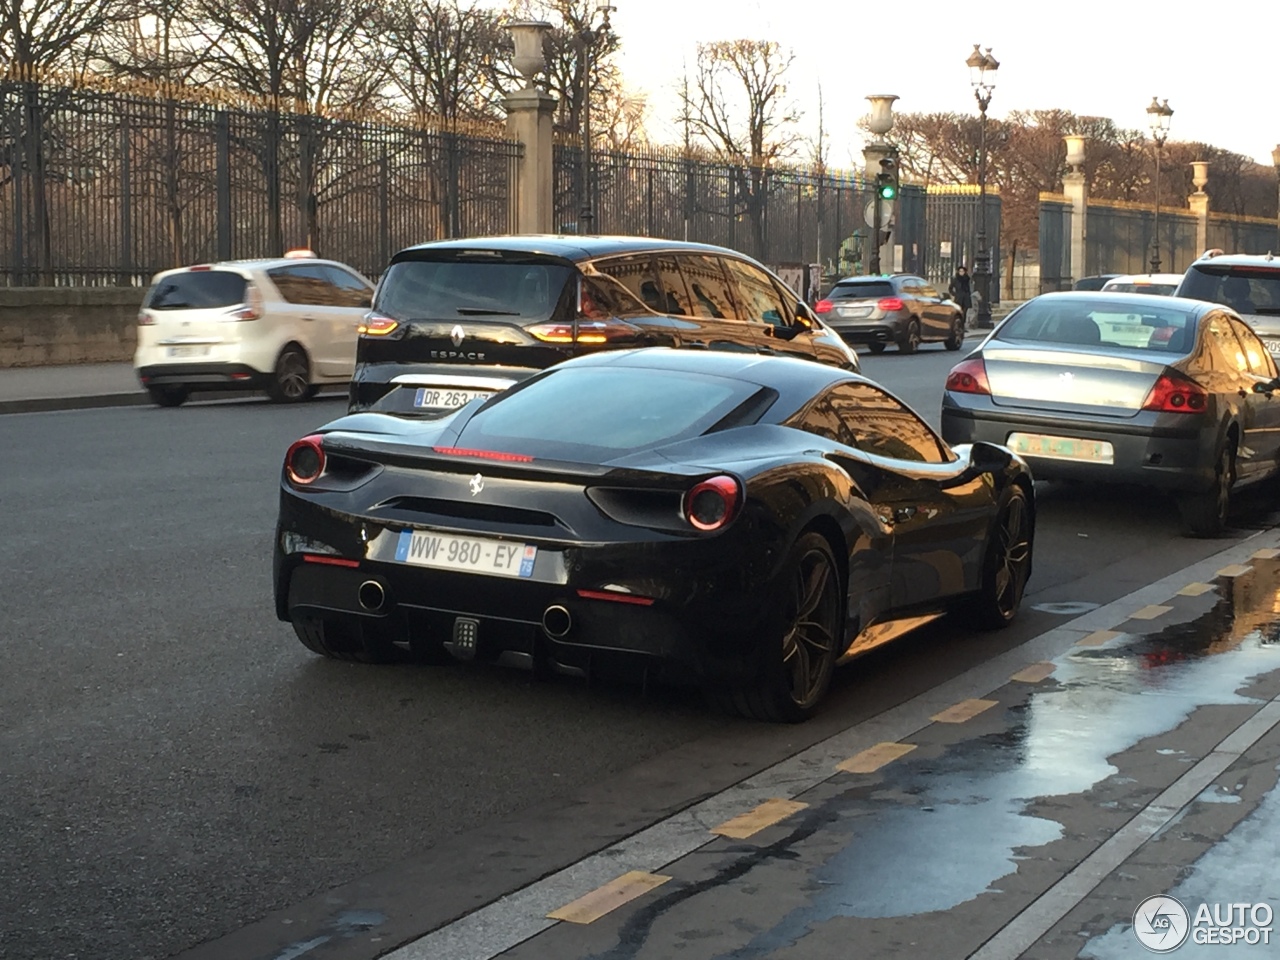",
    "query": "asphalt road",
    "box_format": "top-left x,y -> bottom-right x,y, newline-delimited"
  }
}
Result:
2,345 -> 1278,960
